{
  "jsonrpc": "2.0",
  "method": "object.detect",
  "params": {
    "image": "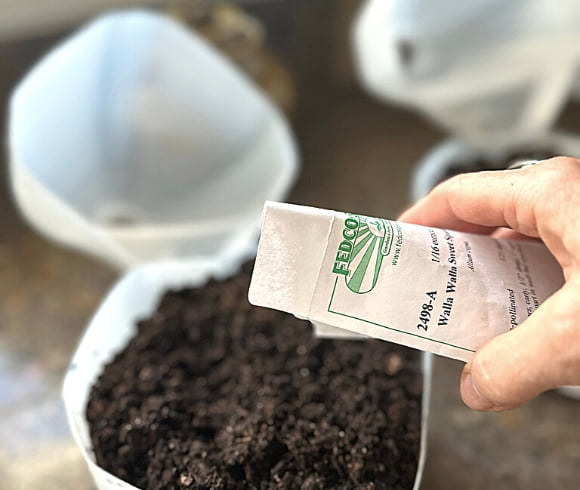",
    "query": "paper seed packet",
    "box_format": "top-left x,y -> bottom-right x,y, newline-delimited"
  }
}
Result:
248,202 -> 564,362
